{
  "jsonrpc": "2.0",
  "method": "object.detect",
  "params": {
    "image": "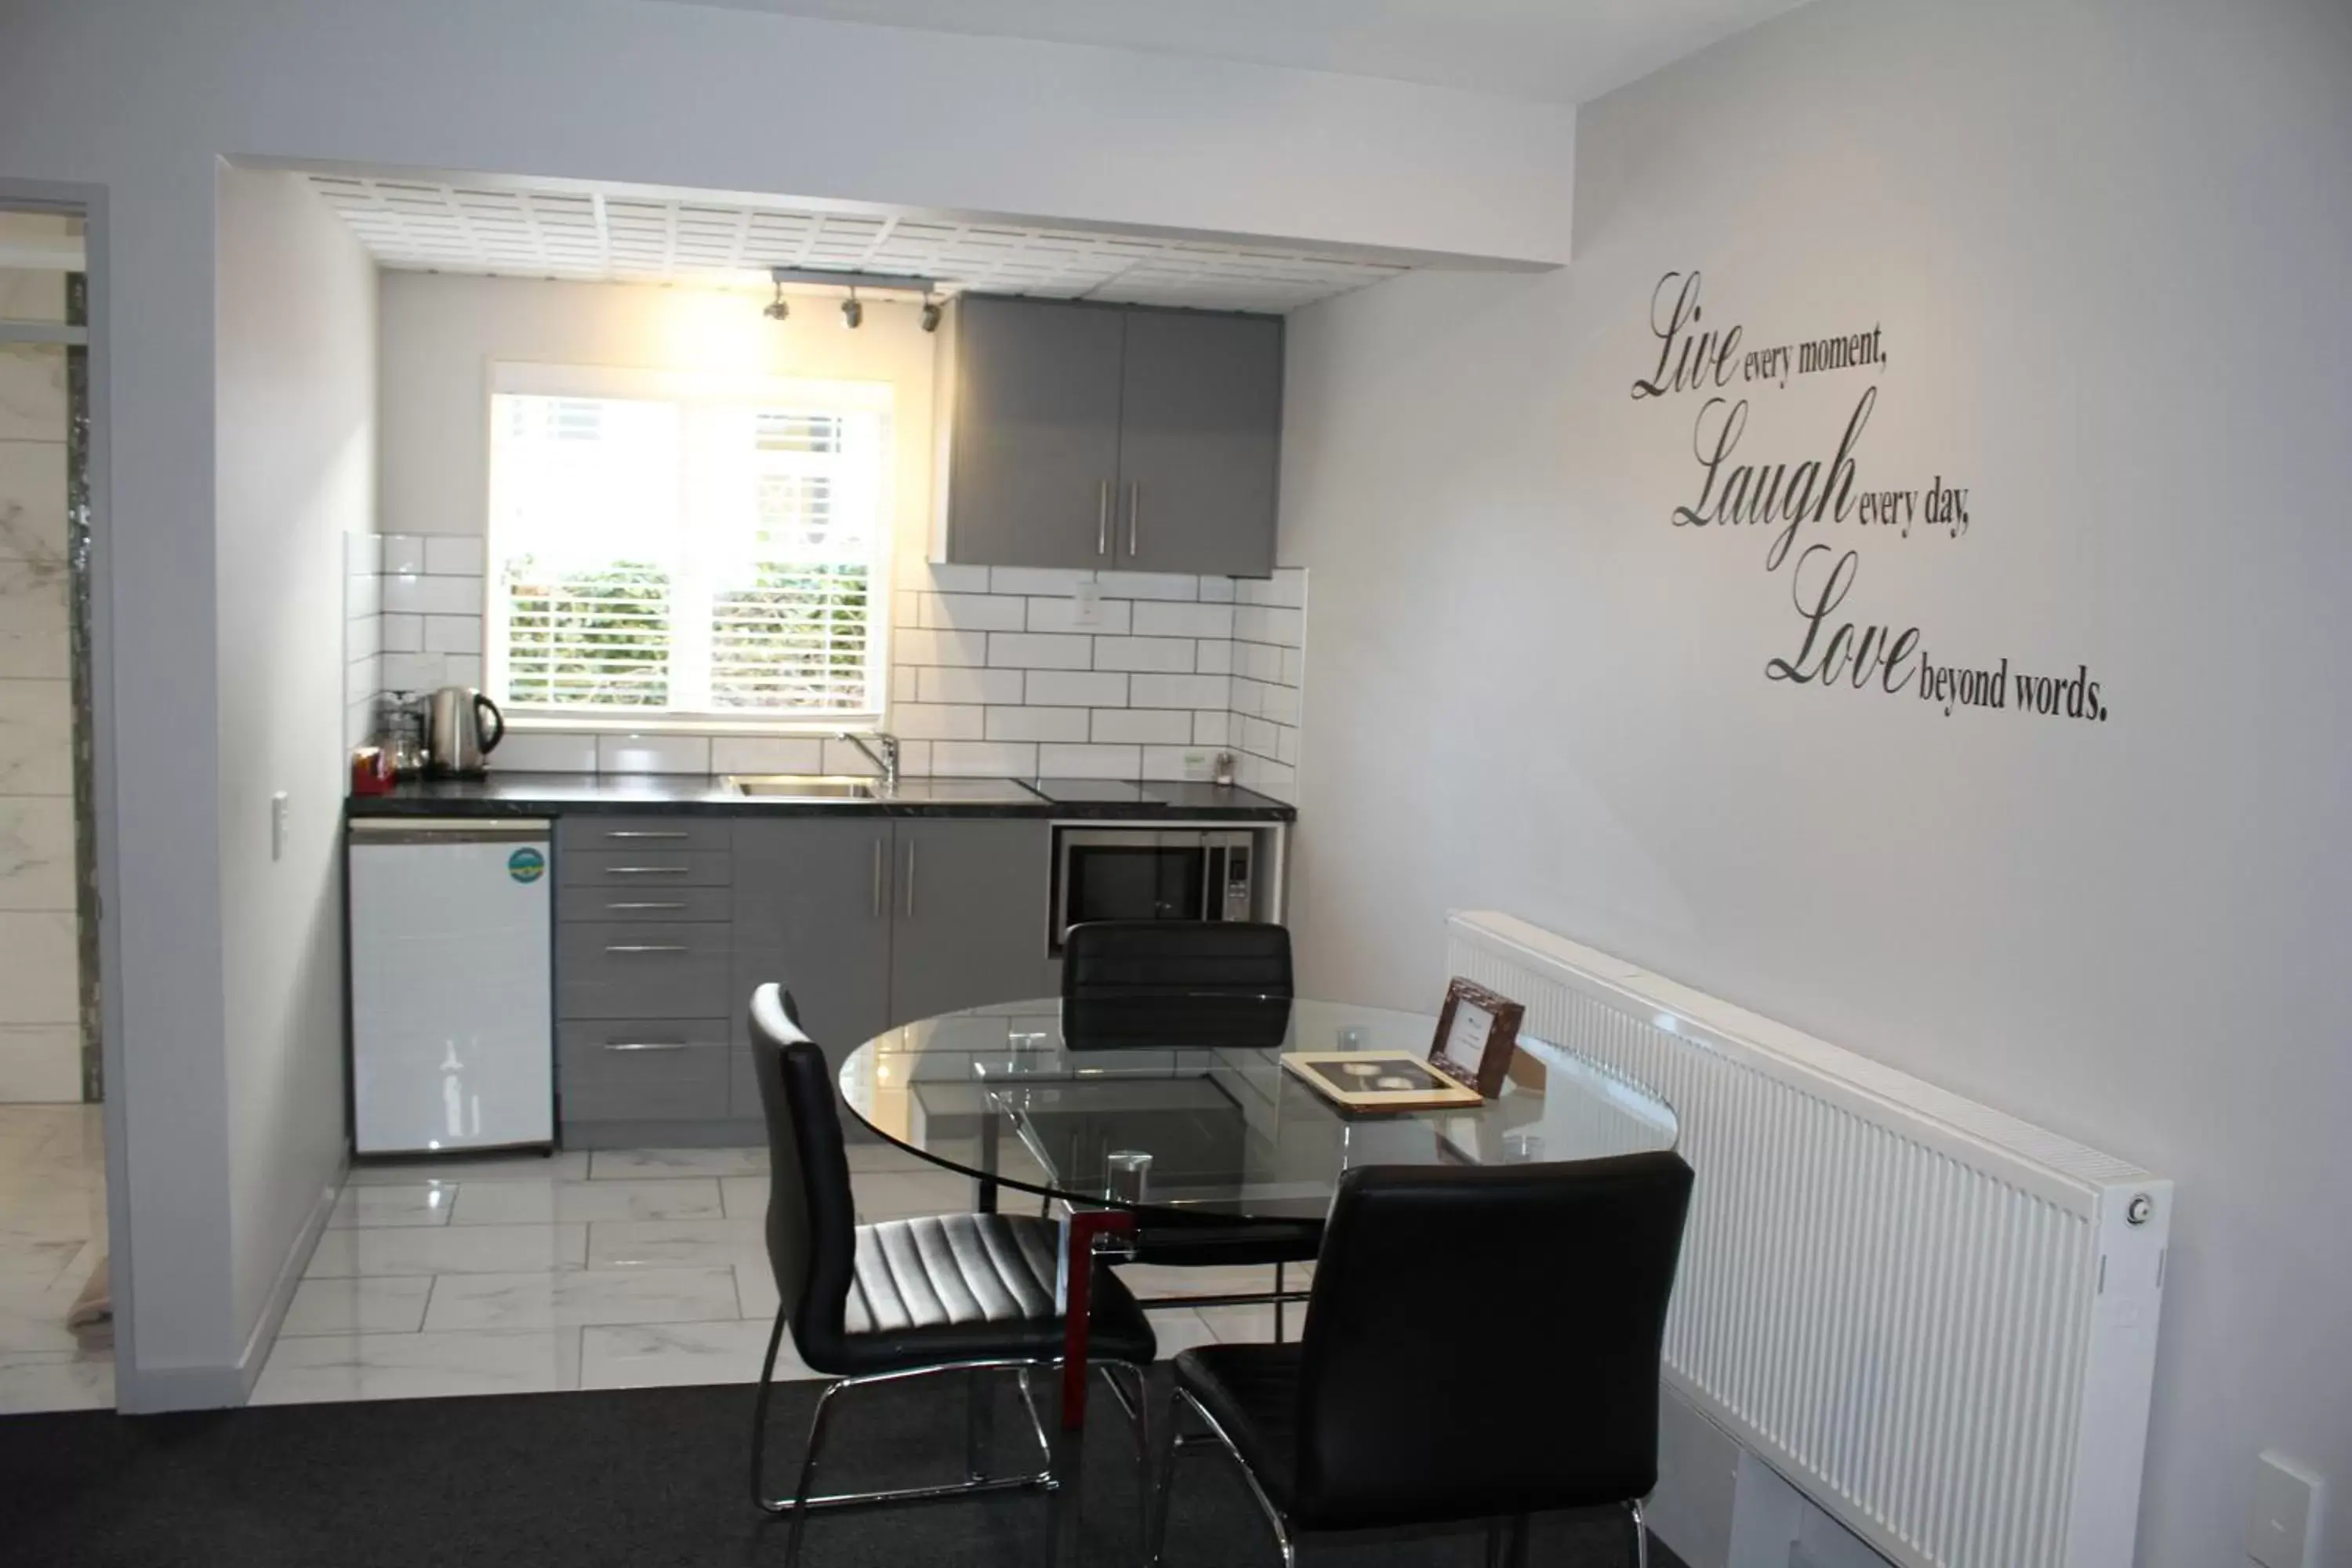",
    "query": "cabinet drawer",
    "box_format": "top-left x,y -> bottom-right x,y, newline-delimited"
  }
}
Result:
558,818 -> 731,855
557,921 -> 735,1019
559,1020 -> 731,1121
560,849 -> 734,889
557,885 -> 733,924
